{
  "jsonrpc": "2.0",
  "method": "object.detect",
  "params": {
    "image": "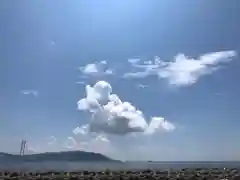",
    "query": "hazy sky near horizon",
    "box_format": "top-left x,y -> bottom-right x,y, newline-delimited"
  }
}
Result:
1,0 -> 240,161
